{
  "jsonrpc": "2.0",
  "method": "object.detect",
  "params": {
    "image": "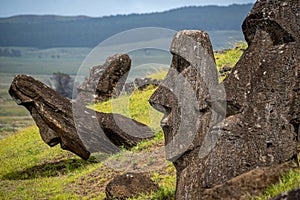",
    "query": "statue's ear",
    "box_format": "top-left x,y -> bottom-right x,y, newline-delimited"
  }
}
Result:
242,16 -> 295,46
242,1 -> 297,46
